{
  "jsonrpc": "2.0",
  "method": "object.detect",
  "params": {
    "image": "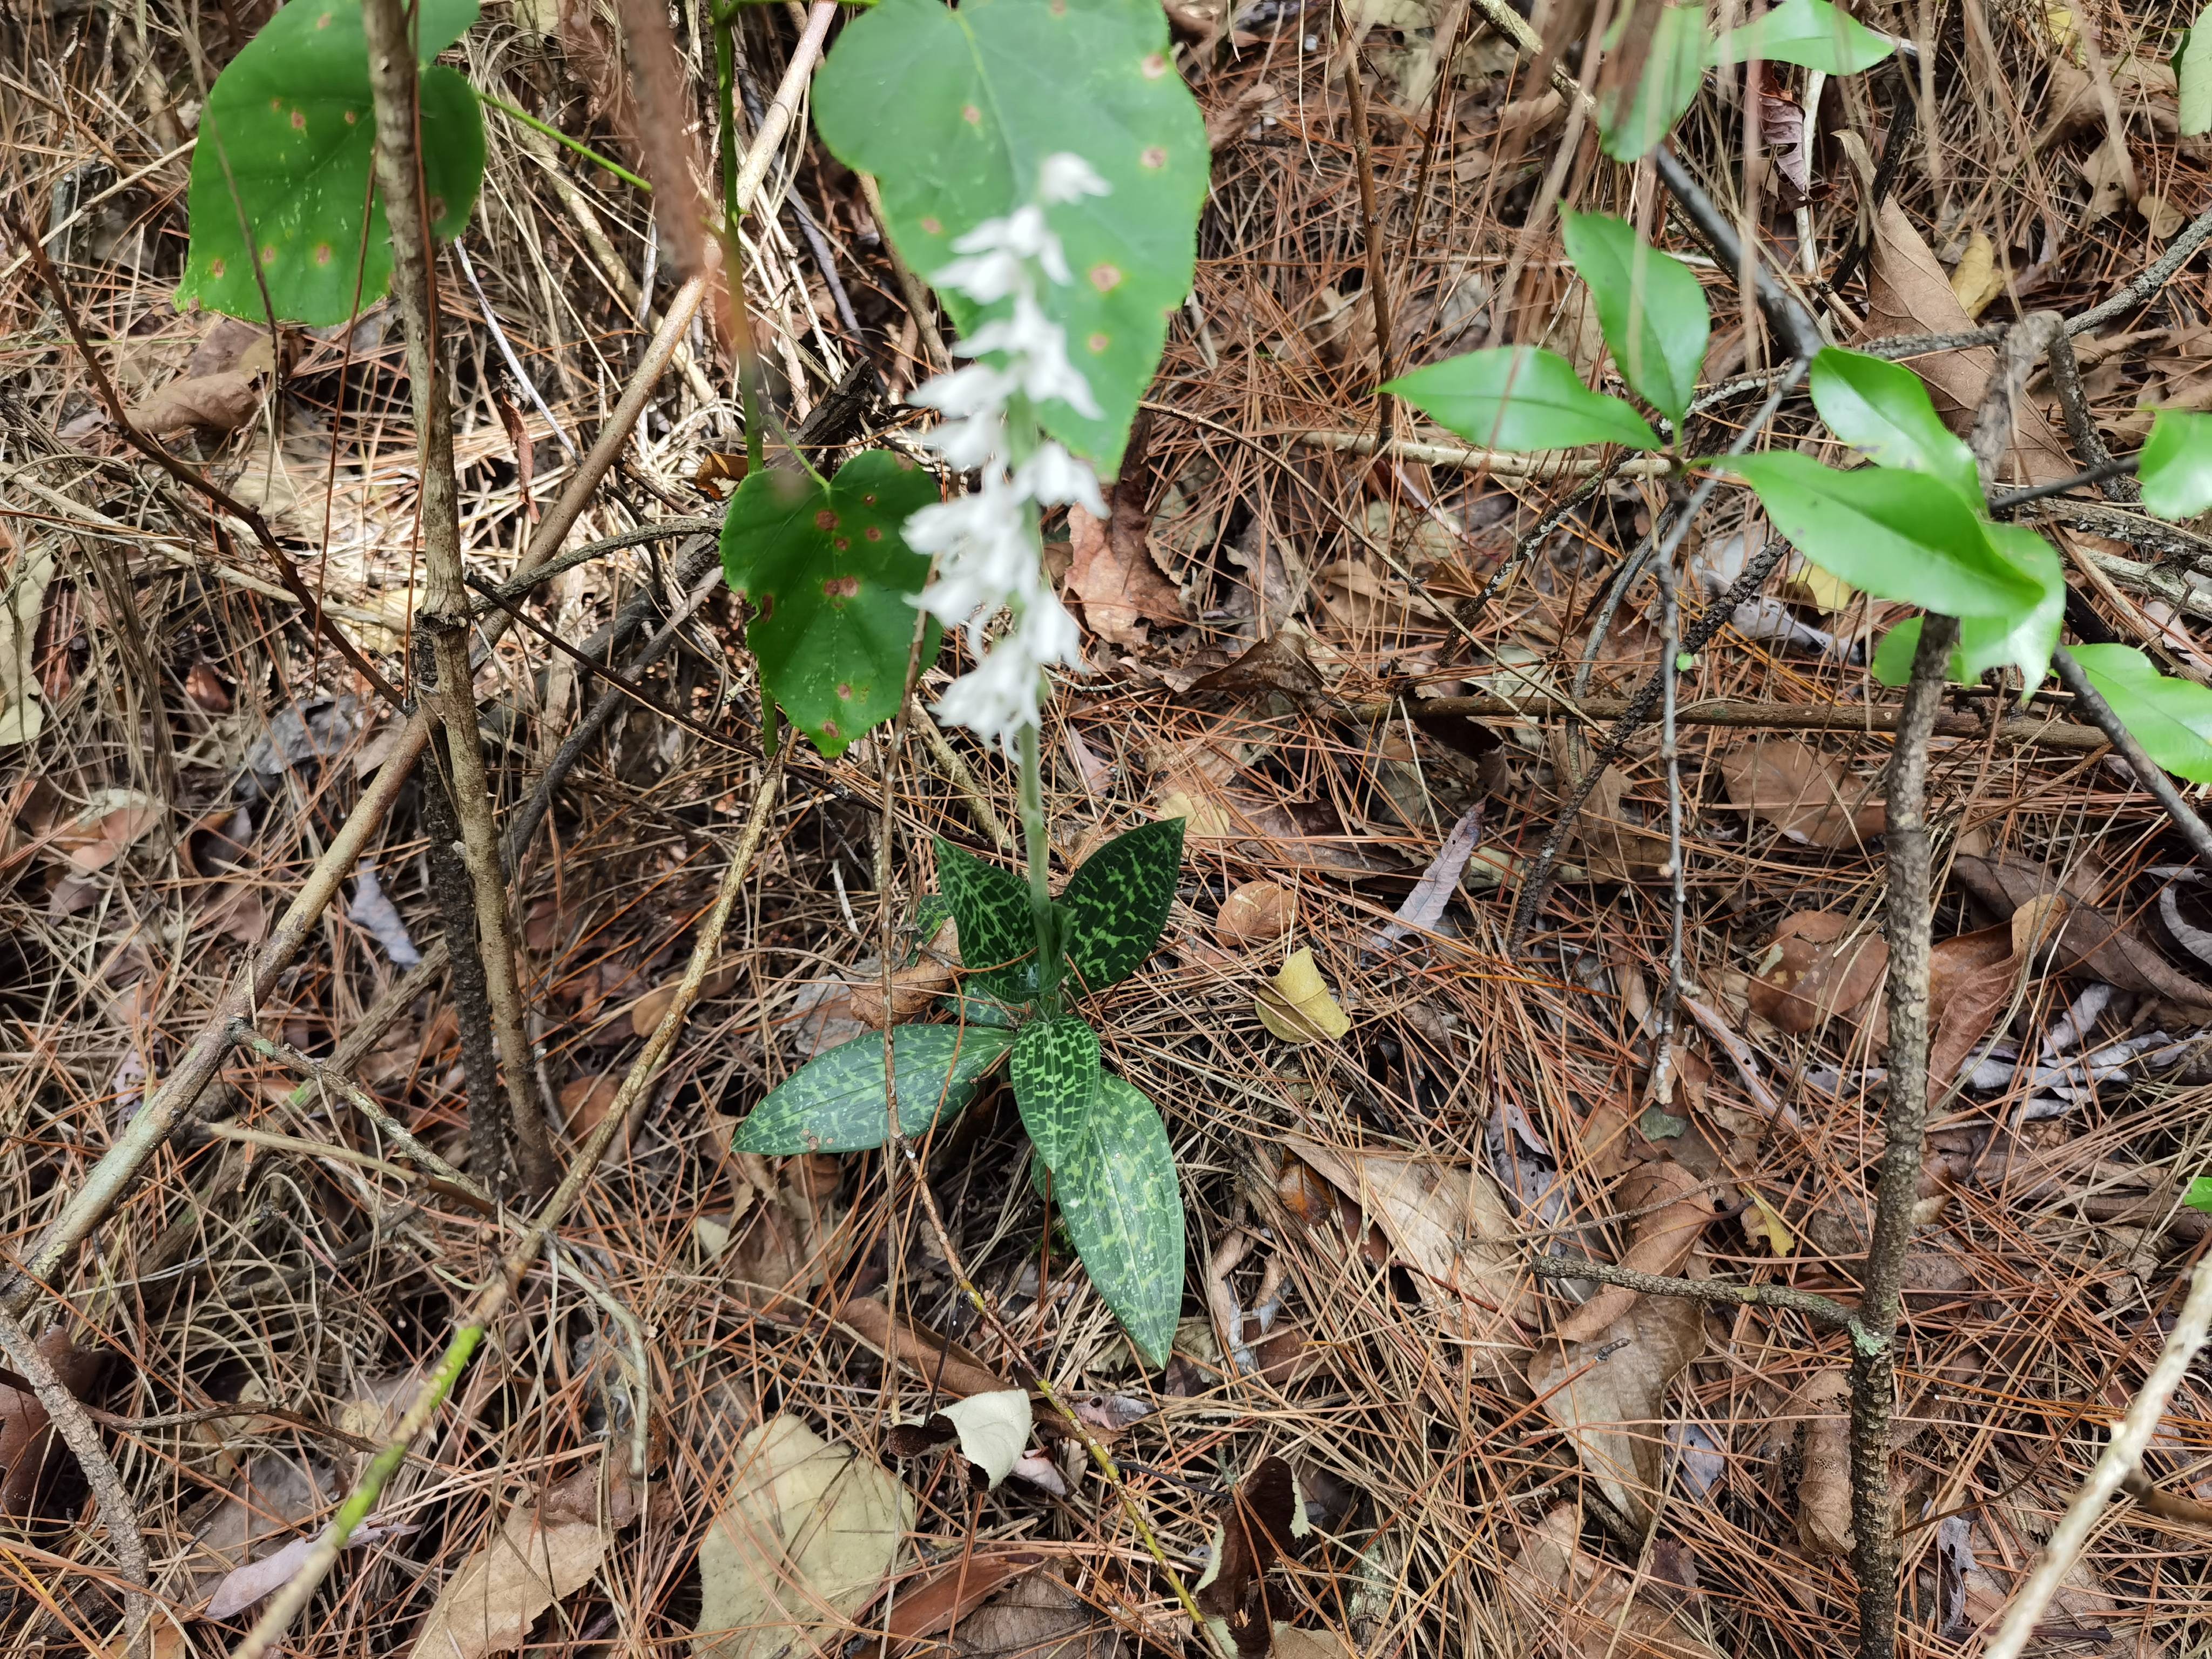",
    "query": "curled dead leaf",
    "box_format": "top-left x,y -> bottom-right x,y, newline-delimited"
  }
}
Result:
1505,1504 -> 1721,1657
1217,881 -> 1296,947
1553,1161 -> 1714,1345
1256,948 -> 1350,1042
408,1495 -> 609,1658
1529,1294 -> 1705,1530
1776,1370 -> 1853,1556
1718,739 -> 1885,850
1748,912 -> 1889,1035
128,369 -> 264,437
